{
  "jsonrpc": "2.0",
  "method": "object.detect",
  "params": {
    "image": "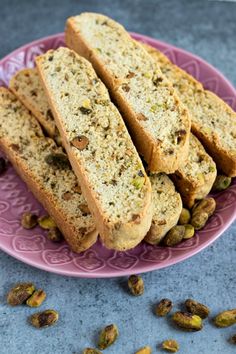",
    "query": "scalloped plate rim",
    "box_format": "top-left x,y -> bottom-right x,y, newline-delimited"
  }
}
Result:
0,32 -> 235,278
